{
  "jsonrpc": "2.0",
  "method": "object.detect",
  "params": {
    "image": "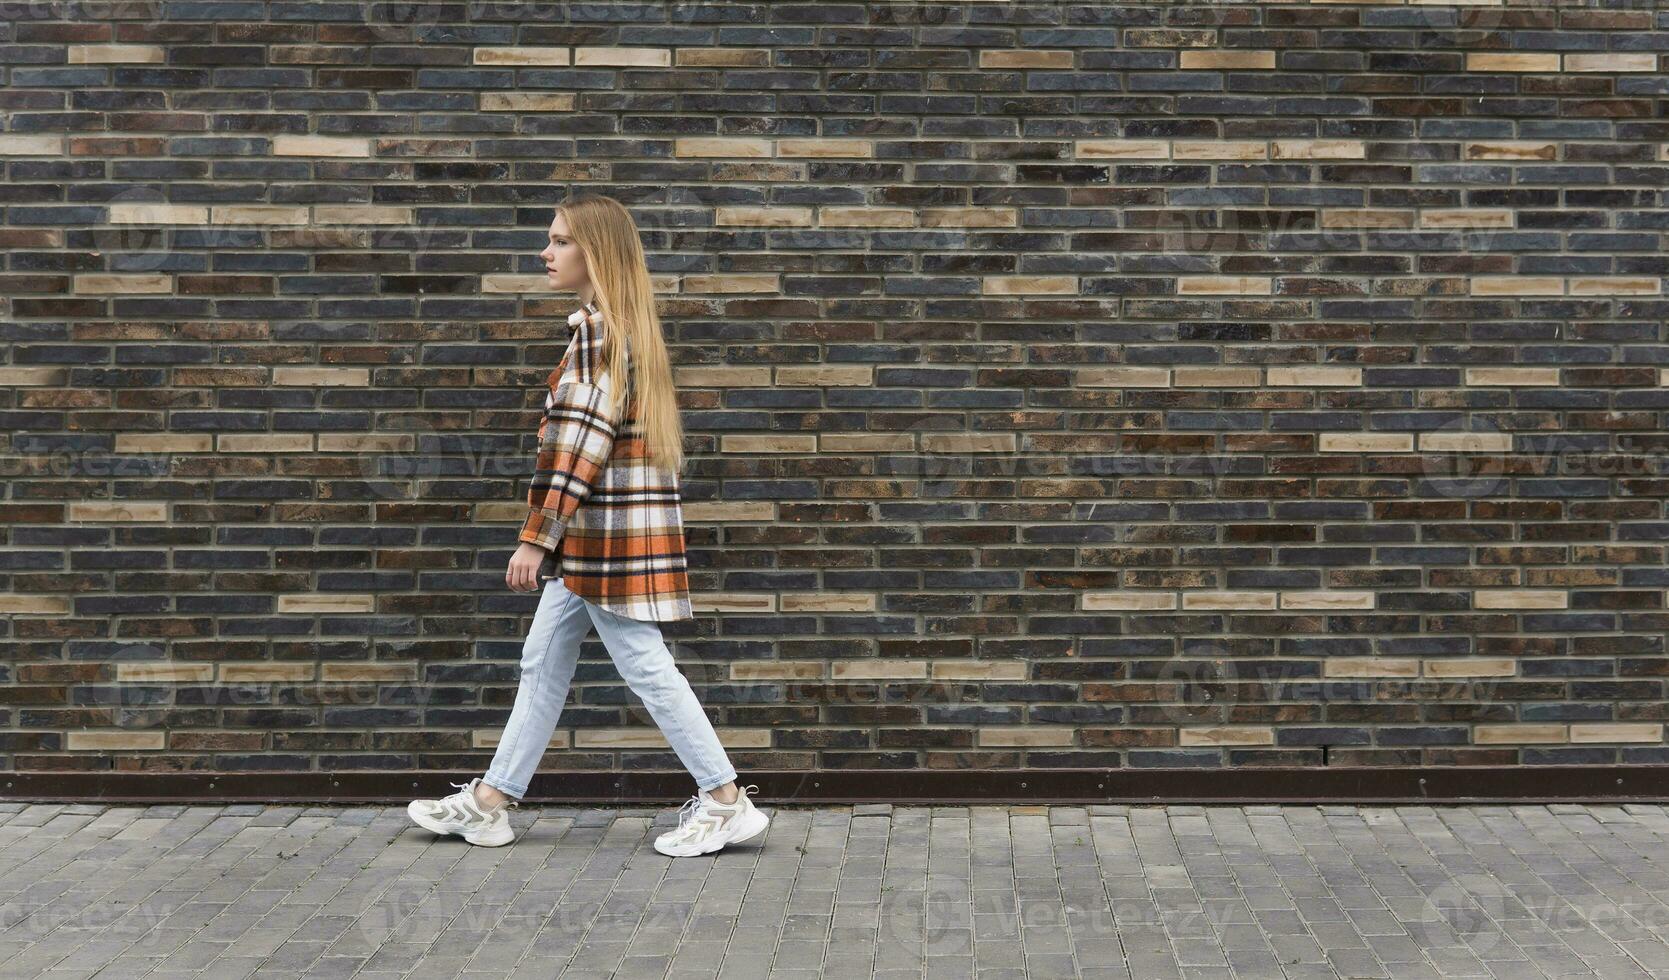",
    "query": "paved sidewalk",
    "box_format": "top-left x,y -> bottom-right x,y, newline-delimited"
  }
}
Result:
4,800 -> 1669,979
